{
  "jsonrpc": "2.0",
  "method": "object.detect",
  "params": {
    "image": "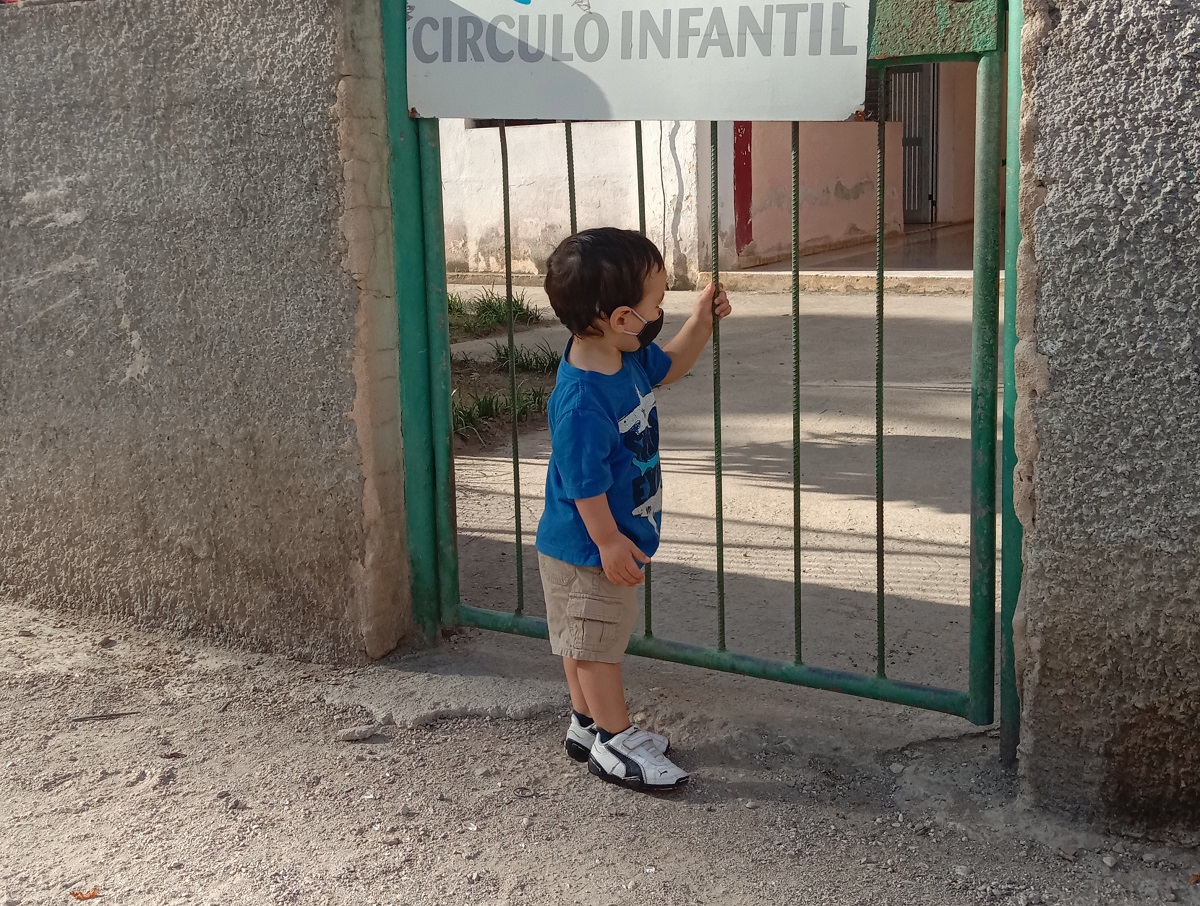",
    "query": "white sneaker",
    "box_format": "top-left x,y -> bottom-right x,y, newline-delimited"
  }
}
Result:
587,725 -> 689,791
565,714 -> 670,763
